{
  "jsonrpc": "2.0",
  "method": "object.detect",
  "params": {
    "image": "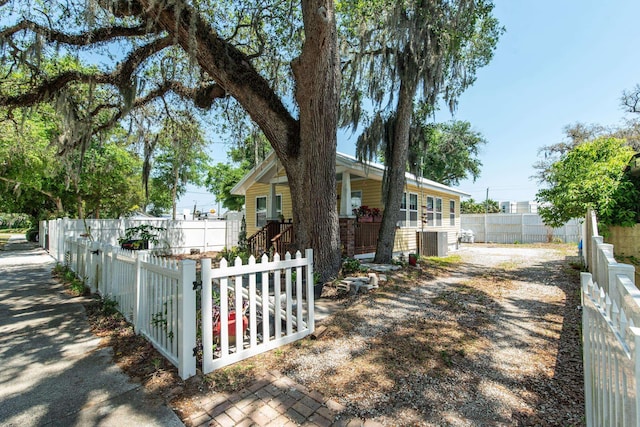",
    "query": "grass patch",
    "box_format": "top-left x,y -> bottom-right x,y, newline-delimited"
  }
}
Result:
0,228 -> 29,234
0,234 -> 11,249
205,363 -> 257,392
420,254 -> 462,269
